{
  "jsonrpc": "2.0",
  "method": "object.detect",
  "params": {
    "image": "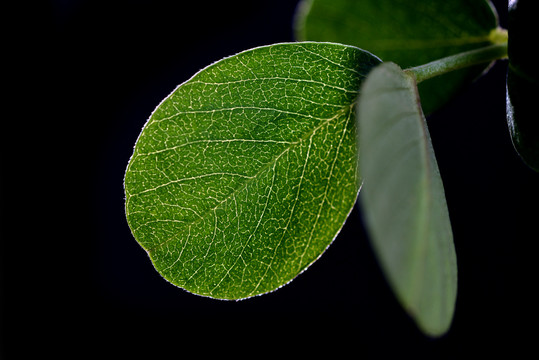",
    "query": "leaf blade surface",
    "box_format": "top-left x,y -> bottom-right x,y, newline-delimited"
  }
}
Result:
357,62 -> 457,336
124,42 -> 381,299
295,0 -> 499,114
